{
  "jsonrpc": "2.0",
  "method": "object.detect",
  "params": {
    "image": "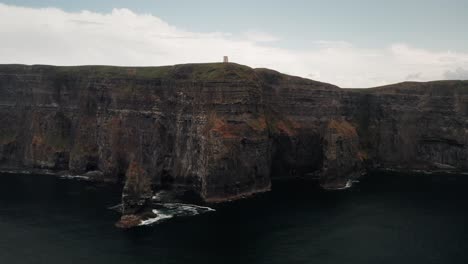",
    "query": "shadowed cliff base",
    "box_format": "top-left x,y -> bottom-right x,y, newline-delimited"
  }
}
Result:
0,63 -> 467,226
